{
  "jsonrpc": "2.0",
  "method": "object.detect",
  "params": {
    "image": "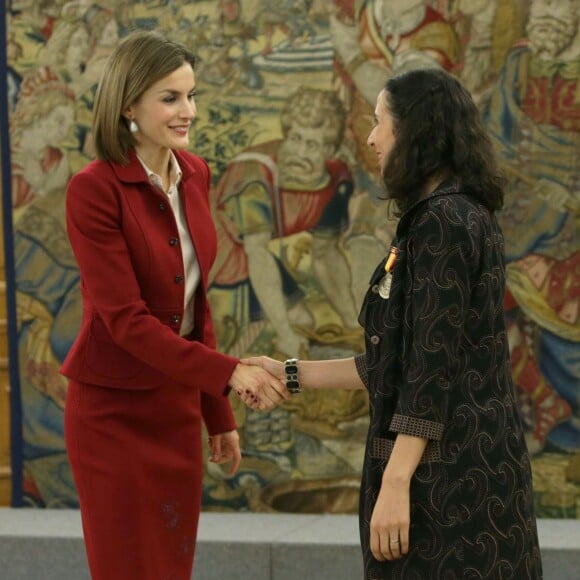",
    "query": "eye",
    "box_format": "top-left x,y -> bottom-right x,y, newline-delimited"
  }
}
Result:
188,90 -> 197,101
163,96 -> 177,103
